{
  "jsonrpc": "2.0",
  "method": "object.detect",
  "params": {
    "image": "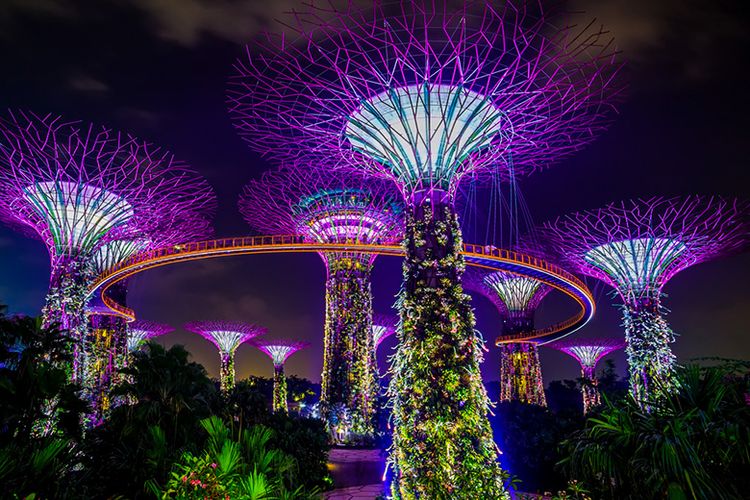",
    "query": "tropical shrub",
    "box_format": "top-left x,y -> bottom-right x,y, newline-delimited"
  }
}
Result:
561,363 -> 750,499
